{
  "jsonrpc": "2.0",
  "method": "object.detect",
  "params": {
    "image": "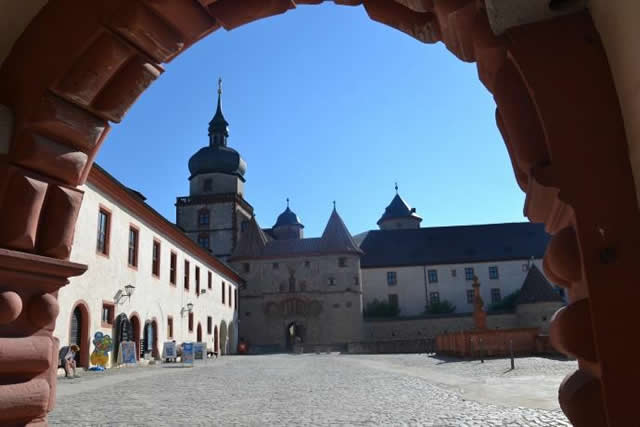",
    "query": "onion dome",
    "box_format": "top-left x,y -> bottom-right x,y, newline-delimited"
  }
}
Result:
273,199 -> 304,229
188,78 -> 247,180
